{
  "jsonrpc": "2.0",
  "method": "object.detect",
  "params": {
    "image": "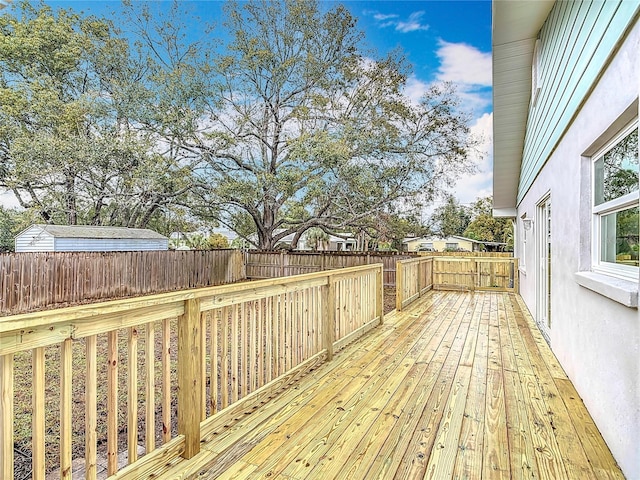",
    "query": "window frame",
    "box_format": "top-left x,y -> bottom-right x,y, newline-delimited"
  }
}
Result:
591,120 -> 639,281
